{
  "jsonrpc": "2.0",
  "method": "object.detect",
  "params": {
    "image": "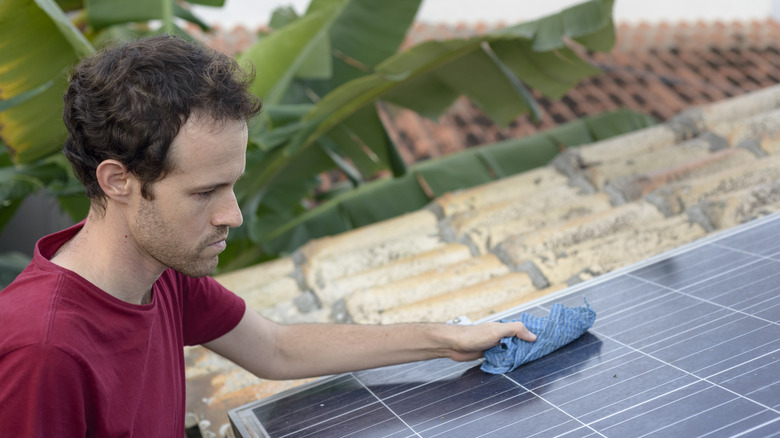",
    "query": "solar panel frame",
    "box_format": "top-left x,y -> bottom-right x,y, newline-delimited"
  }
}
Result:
229,212 -> 780,438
